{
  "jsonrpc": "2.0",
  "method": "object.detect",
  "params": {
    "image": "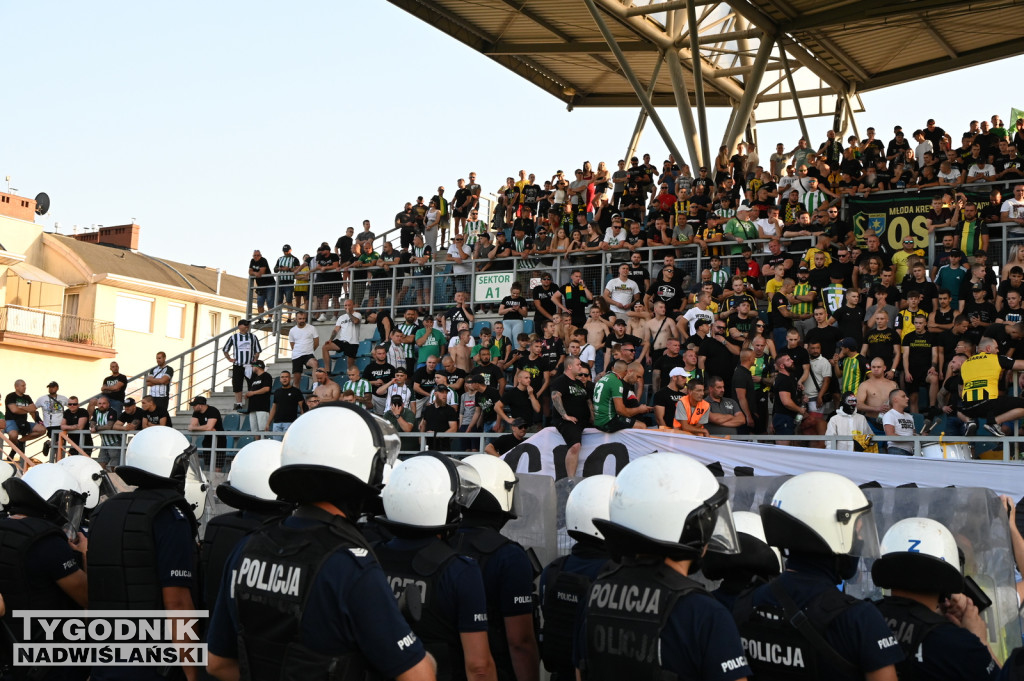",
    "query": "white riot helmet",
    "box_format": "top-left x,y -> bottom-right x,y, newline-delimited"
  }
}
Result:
871,517 -> 964,595
460,454 -> 519,518
271,404 -> 400,510
0,462 -> 14,509
761,471 -> 880,560
3,463 -> 87,538
218,440 -> 290,514
702,510 -> 782,582
118,426 -> 209,519
595,453 -> 739,560
56,455 -> 120,510
565,474 -> 615,543
380,453 -> 480,535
